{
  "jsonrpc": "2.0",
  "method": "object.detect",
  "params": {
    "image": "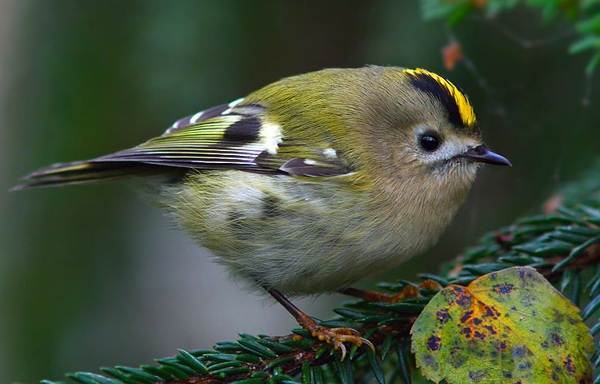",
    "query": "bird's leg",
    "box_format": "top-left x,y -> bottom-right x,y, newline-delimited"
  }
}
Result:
339,280 -> 441,303
267,288 -> 374,360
